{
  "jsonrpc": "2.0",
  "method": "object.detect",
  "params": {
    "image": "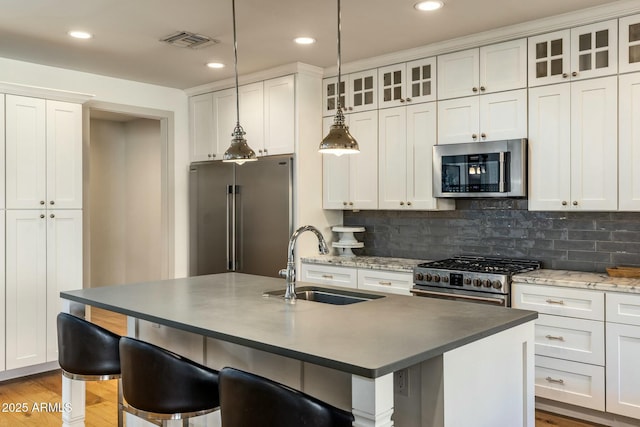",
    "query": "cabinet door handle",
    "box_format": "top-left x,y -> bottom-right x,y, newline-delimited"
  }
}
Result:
379,281 -> 392,286
562,201 -> 568,206
480,86 -> 486,92
573,201 -> 578,206
405,98 -> 412,102
481,133 -> 487,139
400,201 -> 405,206
472,87 -> 478,93
562,73 -> 569,78
399,98 -> 405,103
407,201 -> 412,206
40,200 -> 45,205
322,274 -> 334,279
545,335 -> 565,341
472,134 -> 478,140
50,200 -> 55,205
40,214 -> 45,219
50,214 -> 56,219
545,377 -> 564,385
572,71 -> 578,77
212,153 -> 216,158
545,299 -> 565,305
